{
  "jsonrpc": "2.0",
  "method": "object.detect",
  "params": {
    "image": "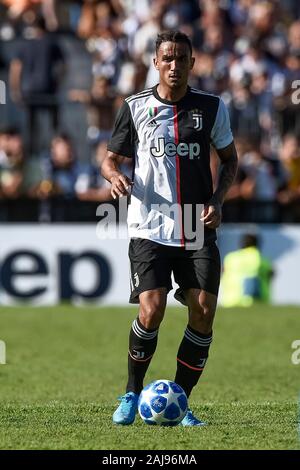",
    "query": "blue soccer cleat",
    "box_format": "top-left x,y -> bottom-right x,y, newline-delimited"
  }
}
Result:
112,392 -> 139,425
180,409 -> 206,426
